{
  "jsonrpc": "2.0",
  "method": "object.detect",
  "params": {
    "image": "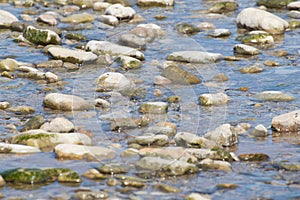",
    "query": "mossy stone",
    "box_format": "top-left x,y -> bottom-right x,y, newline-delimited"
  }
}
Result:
209,2 -> 238,14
